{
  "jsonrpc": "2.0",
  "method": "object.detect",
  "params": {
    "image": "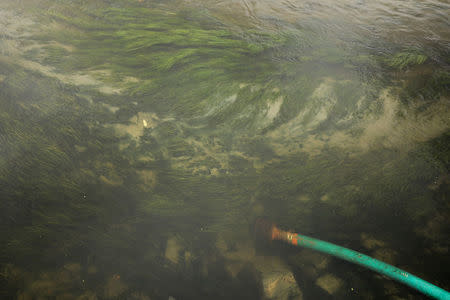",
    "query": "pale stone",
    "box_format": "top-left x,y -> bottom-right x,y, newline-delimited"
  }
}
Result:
17,291 -> 33,300
128,292 -> 150,300
165,236 -> 182,264
136,169 -> 157,190
30,279 -> 57,296
76,291 -> 98,300
58,293 -> 77,300
74,145 -> 87,153
102,103 -> 120,113
263,271 -> 303,300
266,96 -> 283,120
99,175 -> 123,186
210,168 -> 220,176
373,248 -> 397,264
316,274 -> 343,295
297,194 -> 310,202
104,275 -> 127,299
289,250 -> 329,279
252,203 -> 265,215
320,194 -> 330,202
63,263 -> 81,274
360,233 -> 386,249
